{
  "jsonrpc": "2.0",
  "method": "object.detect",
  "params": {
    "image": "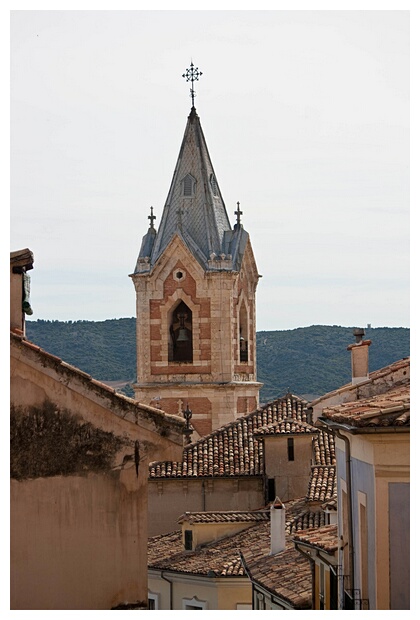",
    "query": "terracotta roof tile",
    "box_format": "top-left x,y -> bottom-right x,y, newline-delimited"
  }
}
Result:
254,418 -> 318,436
306,466 -> 336,503
240,528 -> 312,608
321,384 -> 410,428
310,357 -> 410,406
294,524 -> 338,554
289,509 -> 328,532
312,428 -> 336,465
178,510 -> 270,524
368,357 -> 410,381
149,394 -> 336,504
148,499 -> 315,606
150,393 -> 325,479
148,526 -> 249,577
